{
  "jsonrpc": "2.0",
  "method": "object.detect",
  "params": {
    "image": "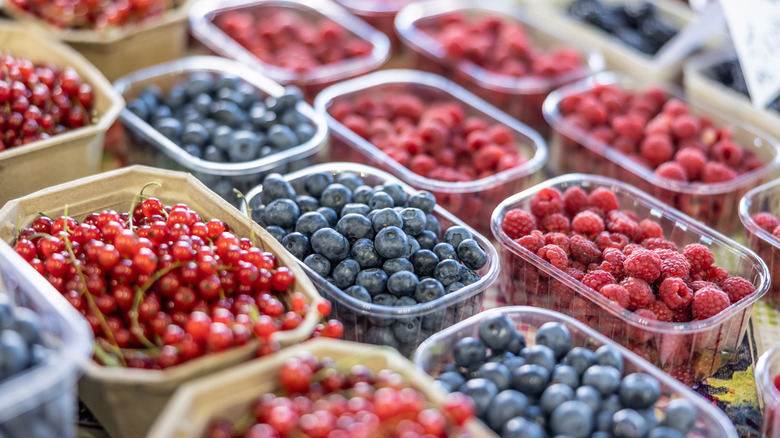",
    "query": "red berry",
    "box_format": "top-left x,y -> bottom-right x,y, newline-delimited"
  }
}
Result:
720,276 -> 755,303
623,249 -> 662,283
691,287 -> 731,319
501,209 -> 537,240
